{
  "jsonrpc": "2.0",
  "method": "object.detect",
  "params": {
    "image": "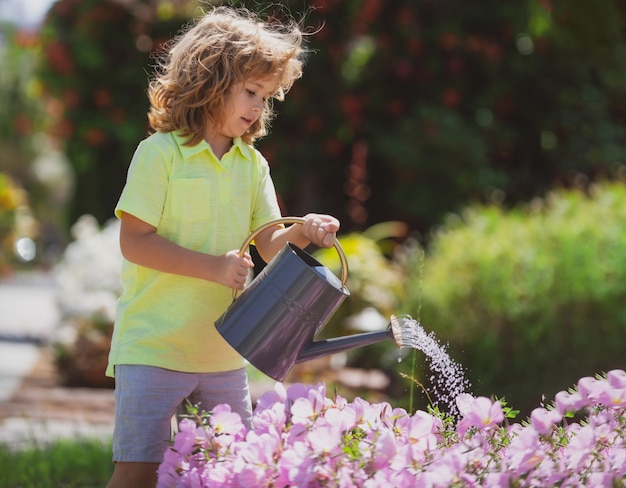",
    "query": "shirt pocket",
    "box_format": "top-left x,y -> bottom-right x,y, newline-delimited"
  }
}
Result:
169,178 -> 215,224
